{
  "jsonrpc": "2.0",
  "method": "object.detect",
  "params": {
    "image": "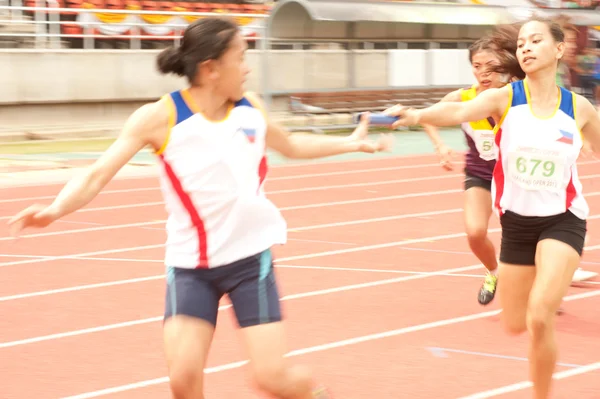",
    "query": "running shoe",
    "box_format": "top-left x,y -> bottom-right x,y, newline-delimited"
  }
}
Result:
572,268 -> 598,283
478,271 -> 498,305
